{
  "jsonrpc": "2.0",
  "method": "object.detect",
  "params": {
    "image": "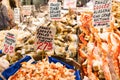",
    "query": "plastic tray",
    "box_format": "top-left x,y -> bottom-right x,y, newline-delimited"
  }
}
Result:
1,56 -> 81,80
